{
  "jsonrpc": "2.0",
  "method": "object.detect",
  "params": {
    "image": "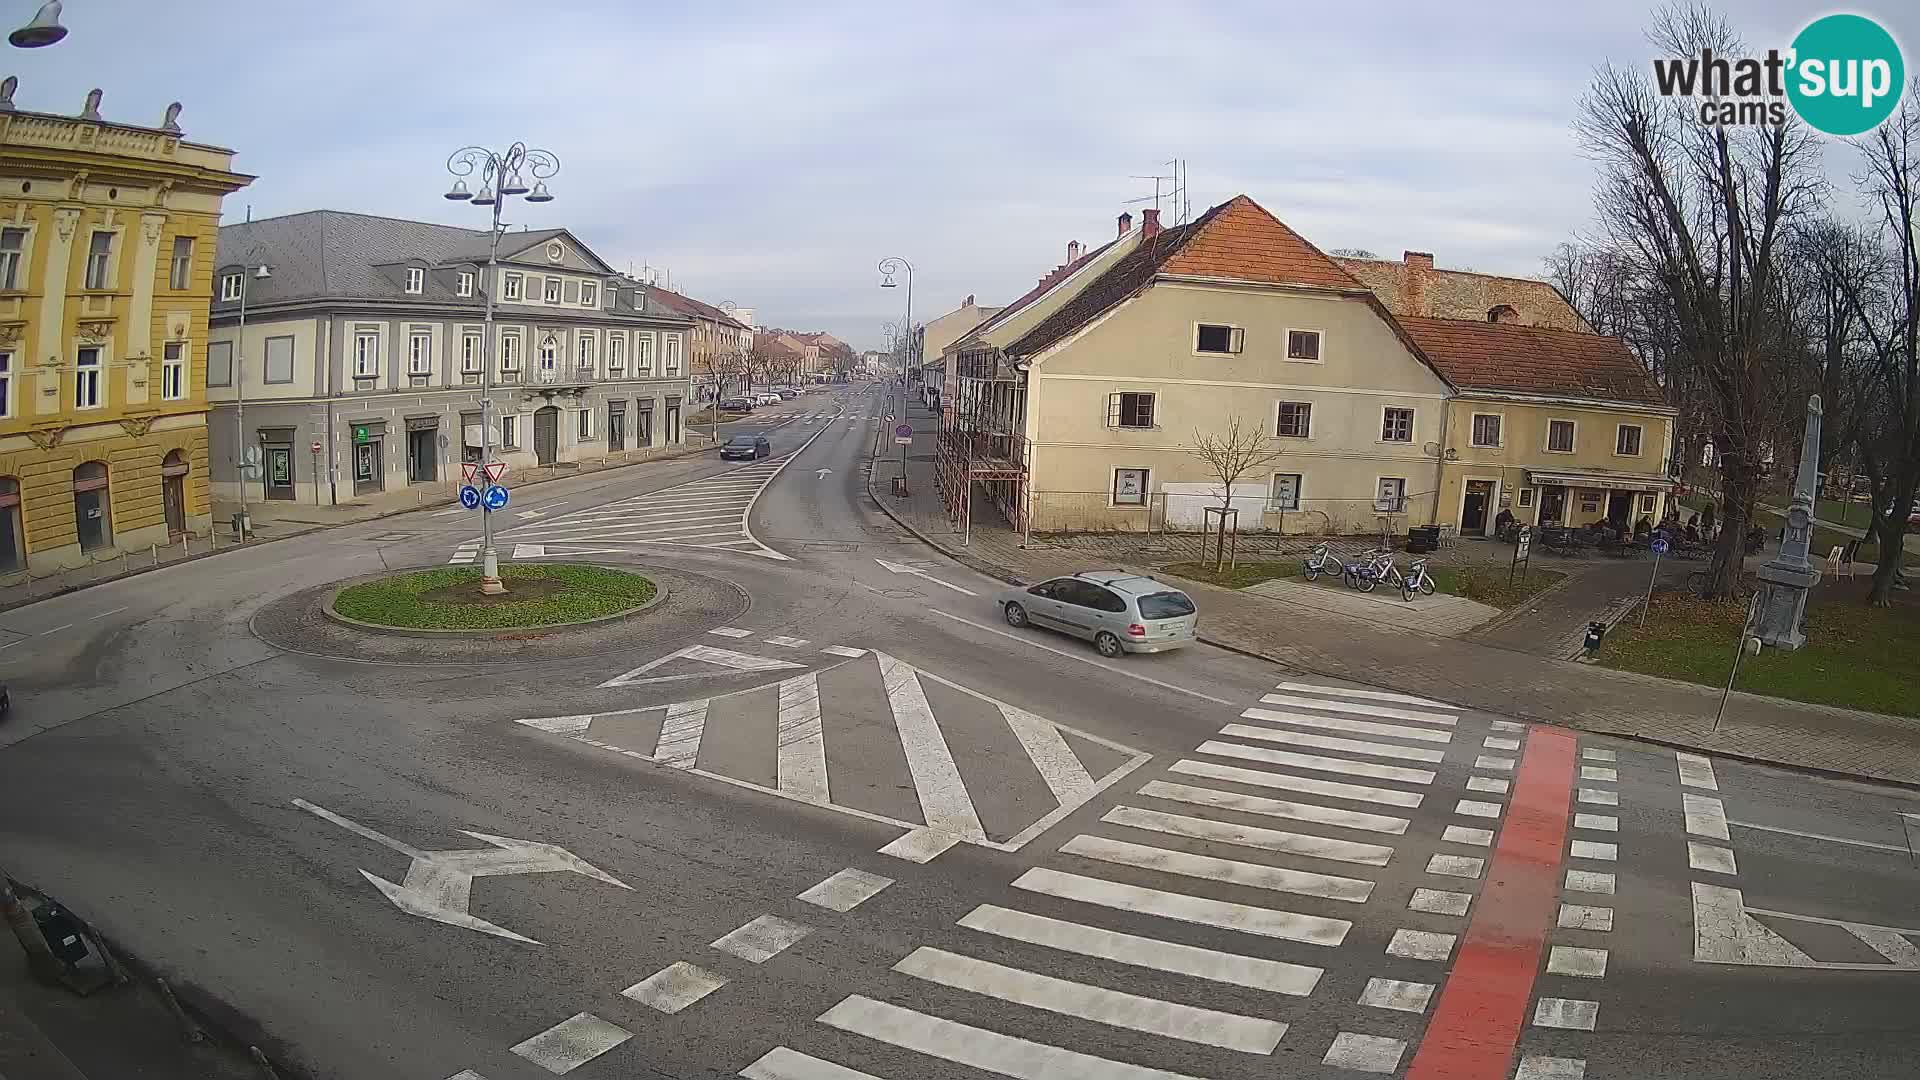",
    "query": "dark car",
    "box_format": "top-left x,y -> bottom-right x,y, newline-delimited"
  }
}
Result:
721,435 -> 772,460
718,397 -> 755,412
1,682 -> 10,718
